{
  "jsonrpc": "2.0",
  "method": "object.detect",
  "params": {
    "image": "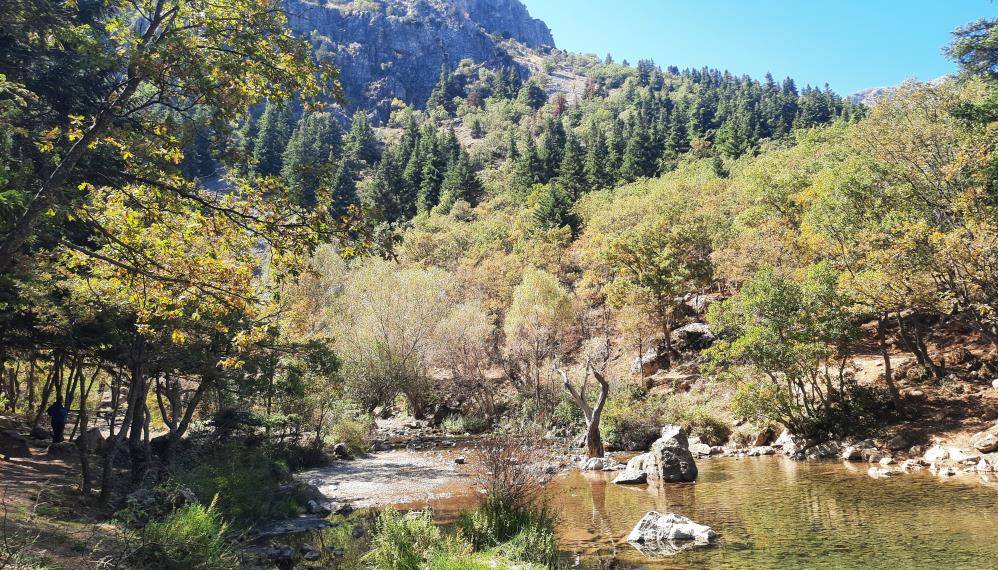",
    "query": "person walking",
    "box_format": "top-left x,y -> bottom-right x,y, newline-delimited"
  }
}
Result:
47,398 -> 70,443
